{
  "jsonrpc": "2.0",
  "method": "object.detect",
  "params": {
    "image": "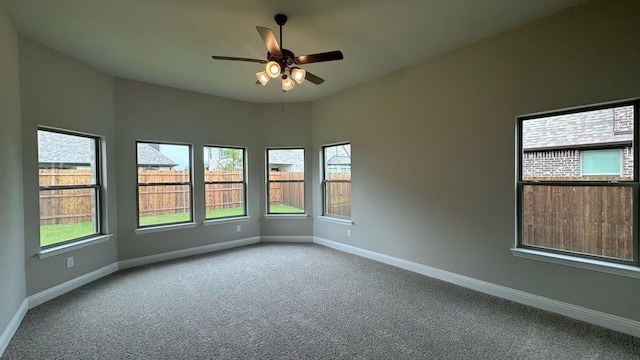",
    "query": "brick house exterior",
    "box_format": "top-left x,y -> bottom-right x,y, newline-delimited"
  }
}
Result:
267,149 -> 305,172
522,105 -> 633,180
